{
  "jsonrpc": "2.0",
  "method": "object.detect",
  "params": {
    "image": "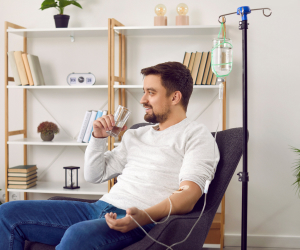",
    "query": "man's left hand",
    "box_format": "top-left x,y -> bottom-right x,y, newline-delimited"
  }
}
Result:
105,207 -> 146,233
